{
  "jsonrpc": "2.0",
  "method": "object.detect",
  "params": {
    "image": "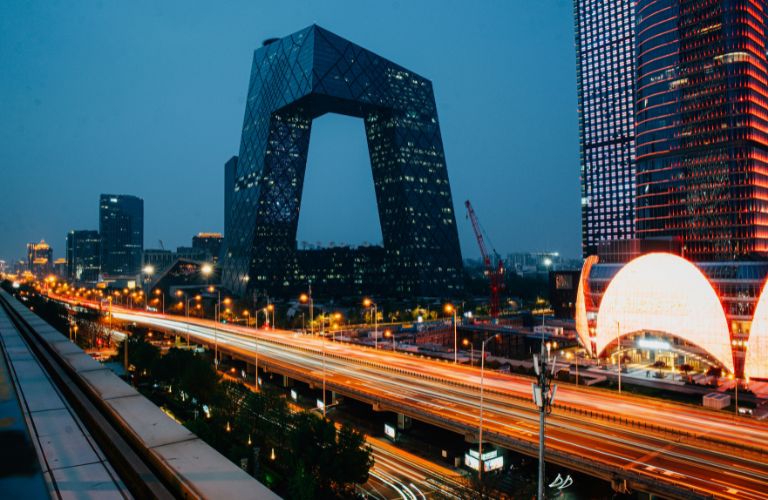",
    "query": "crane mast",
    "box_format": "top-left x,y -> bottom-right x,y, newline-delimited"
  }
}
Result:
465,200 -> 504,317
